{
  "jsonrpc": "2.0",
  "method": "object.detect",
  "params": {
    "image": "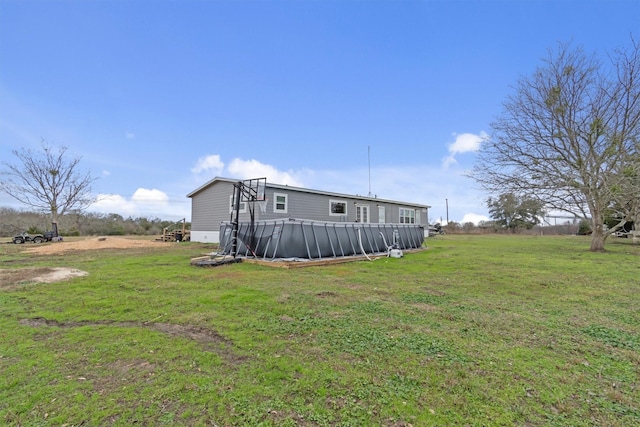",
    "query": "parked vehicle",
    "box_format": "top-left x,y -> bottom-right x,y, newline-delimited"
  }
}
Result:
428,223 -> 445,237
12,229 -> 61,244
12,231 -> 46,244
